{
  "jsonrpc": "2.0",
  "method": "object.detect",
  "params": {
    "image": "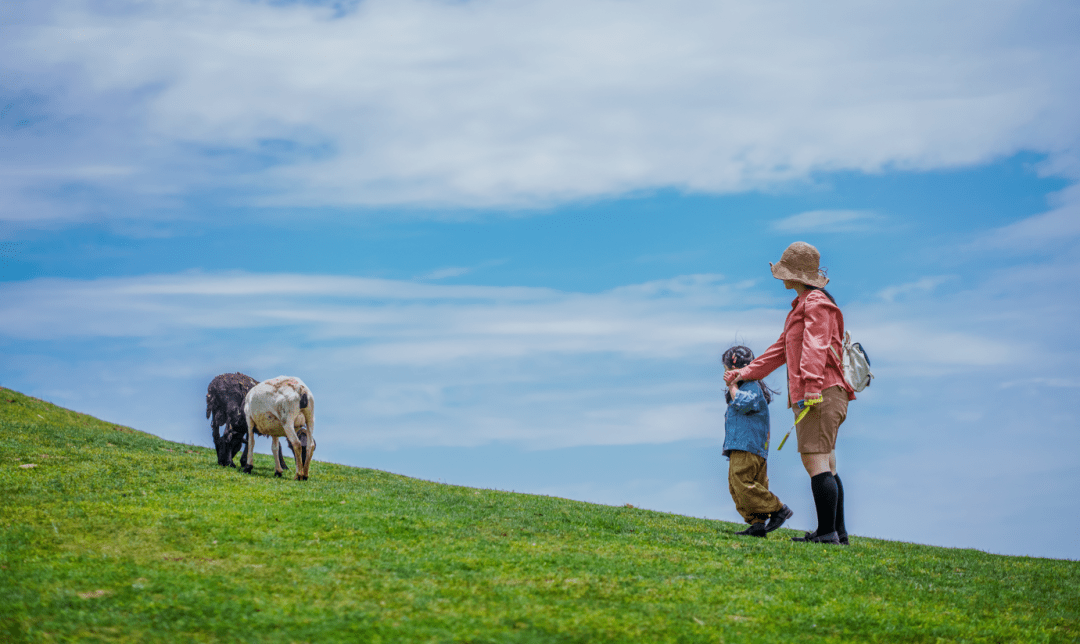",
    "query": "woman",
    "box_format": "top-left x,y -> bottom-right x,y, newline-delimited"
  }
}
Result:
723,241 -> 855,545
